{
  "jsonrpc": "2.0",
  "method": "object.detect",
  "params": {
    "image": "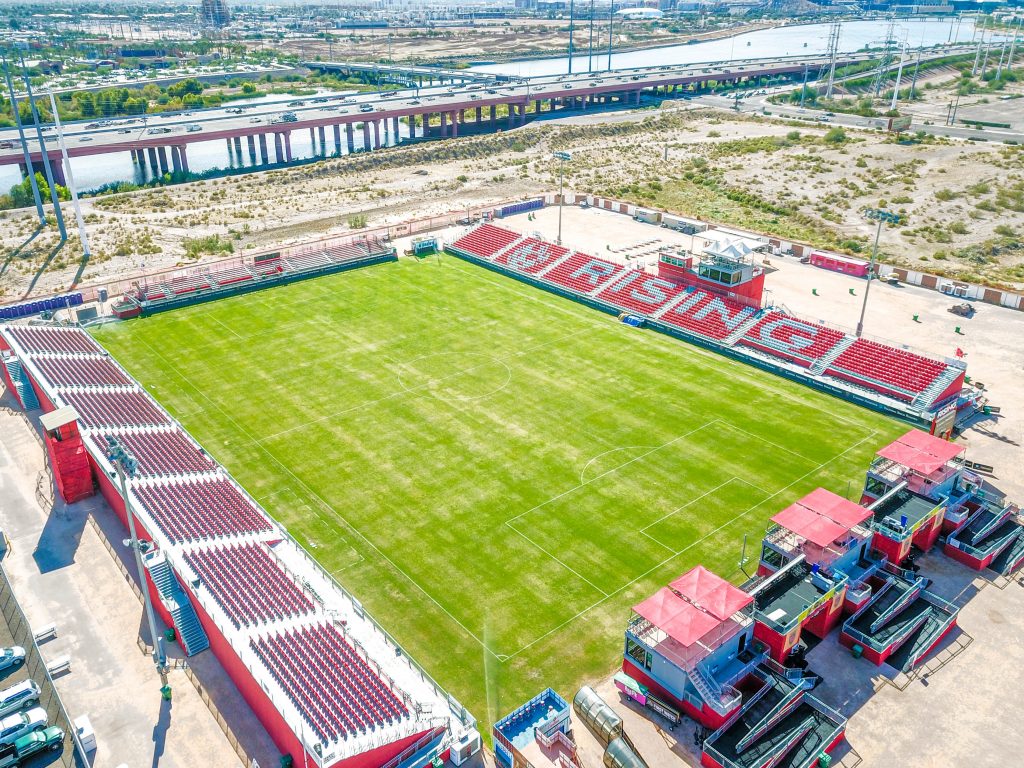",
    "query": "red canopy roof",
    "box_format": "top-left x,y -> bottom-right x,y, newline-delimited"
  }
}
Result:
633,587 -> 721,648
771,488 -> 872,548
669,566 -> 753,621
877,430 -> 965,475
